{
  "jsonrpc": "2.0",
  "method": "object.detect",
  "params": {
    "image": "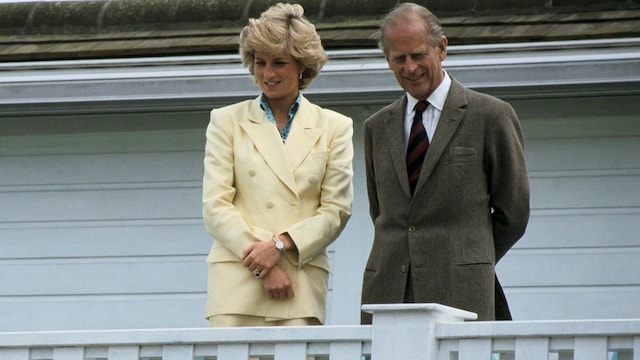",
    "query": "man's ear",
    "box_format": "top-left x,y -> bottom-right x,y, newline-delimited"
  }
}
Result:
438,36 -> 448,61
